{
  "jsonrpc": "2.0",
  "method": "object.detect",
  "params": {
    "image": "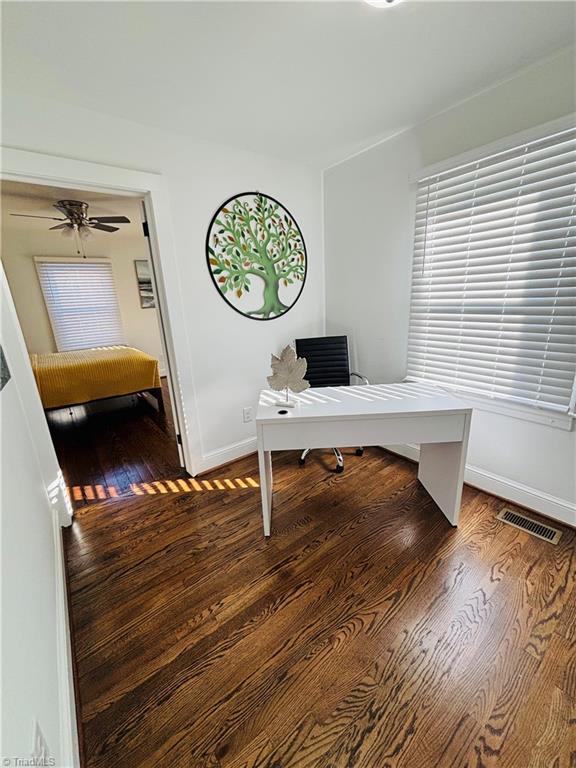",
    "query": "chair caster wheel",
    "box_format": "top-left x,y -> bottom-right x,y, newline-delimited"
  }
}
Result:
335,464 -> 344,474
298,458 -> 306,466
355,448 -> 364,456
